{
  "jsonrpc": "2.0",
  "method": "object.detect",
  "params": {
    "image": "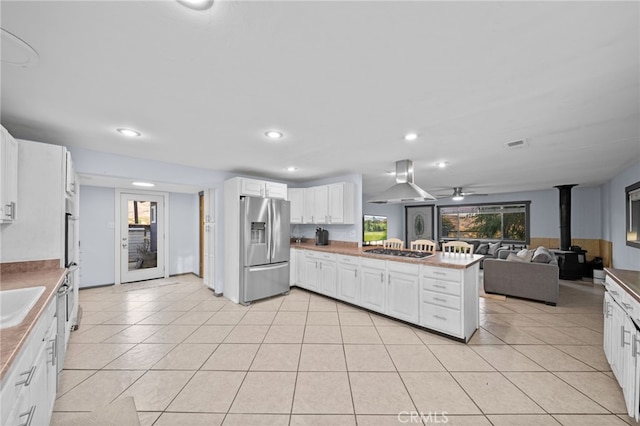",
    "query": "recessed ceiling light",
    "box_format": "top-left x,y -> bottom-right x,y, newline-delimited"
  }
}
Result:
132,182 -> 155,187
436,161 -> 449,168
265,130 -> 284,139
176,0 -> 214,11
386,171 -> 396,176
286,166 -> 297,172
403,133 -> 418,141
117,128 -> 141,137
